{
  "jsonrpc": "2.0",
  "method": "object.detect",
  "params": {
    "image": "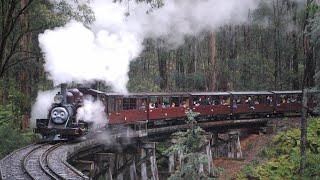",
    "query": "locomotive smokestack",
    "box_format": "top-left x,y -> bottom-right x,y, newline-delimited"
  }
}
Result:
61,83 -> 67,103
